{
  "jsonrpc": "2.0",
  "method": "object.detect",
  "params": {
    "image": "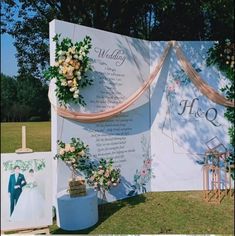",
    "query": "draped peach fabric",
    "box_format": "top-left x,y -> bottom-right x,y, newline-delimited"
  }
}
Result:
174,41 -> 234,108
49,41 -> 172,122
48,41 -> 234,123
